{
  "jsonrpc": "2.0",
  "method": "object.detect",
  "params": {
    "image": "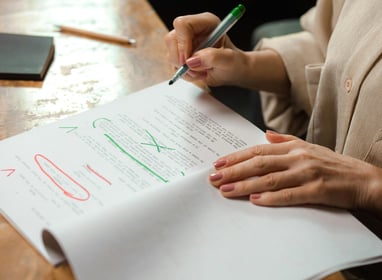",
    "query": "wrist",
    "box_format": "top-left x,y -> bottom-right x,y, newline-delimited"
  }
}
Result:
240,49 -> 290,93
363,165 -> 382,219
